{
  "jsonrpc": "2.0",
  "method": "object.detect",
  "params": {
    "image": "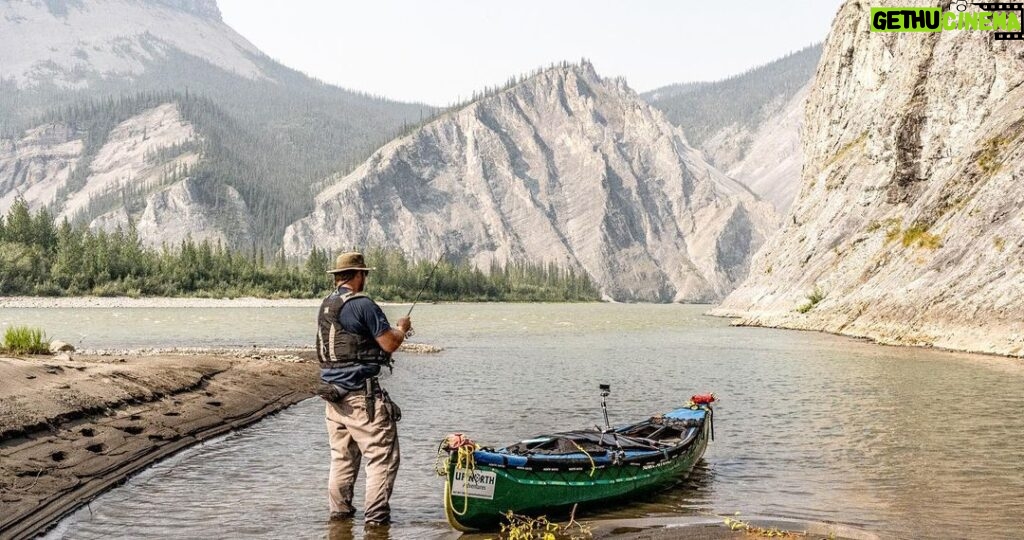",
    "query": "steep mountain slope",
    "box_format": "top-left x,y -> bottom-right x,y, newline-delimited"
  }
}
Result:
713,1 -> 1024,357
0,0 -> 432,246
714,84 -> 807,213
644,45 -> 823,211
0,97 -> 253,247
284,63 -> 778,302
